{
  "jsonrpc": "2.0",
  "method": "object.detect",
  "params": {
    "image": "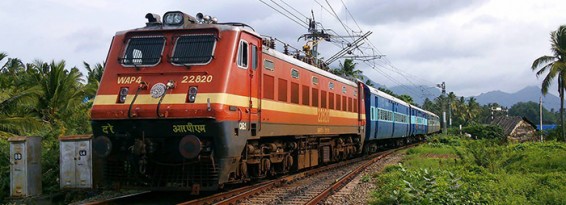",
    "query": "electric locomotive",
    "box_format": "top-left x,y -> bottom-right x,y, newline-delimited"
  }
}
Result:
90,11 -> 366,192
